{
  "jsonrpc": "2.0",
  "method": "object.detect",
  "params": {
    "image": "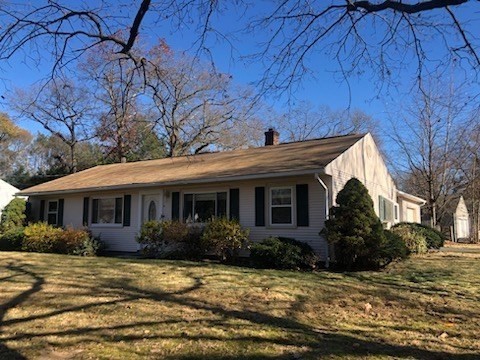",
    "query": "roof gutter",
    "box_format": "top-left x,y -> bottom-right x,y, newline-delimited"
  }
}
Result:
397,190 -> 427,206
315,173 -> 330,268
19,168 -> 327,196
